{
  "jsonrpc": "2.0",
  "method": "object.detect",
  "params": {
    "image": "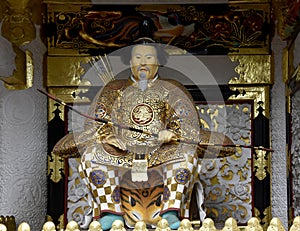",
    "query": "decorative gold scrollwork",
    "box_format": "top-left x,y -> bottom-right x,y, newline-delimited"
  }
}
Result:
48,152 -> 65,183
57,214 -> 65,230
254,206 -> 271,231
254,149 -> 270,181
